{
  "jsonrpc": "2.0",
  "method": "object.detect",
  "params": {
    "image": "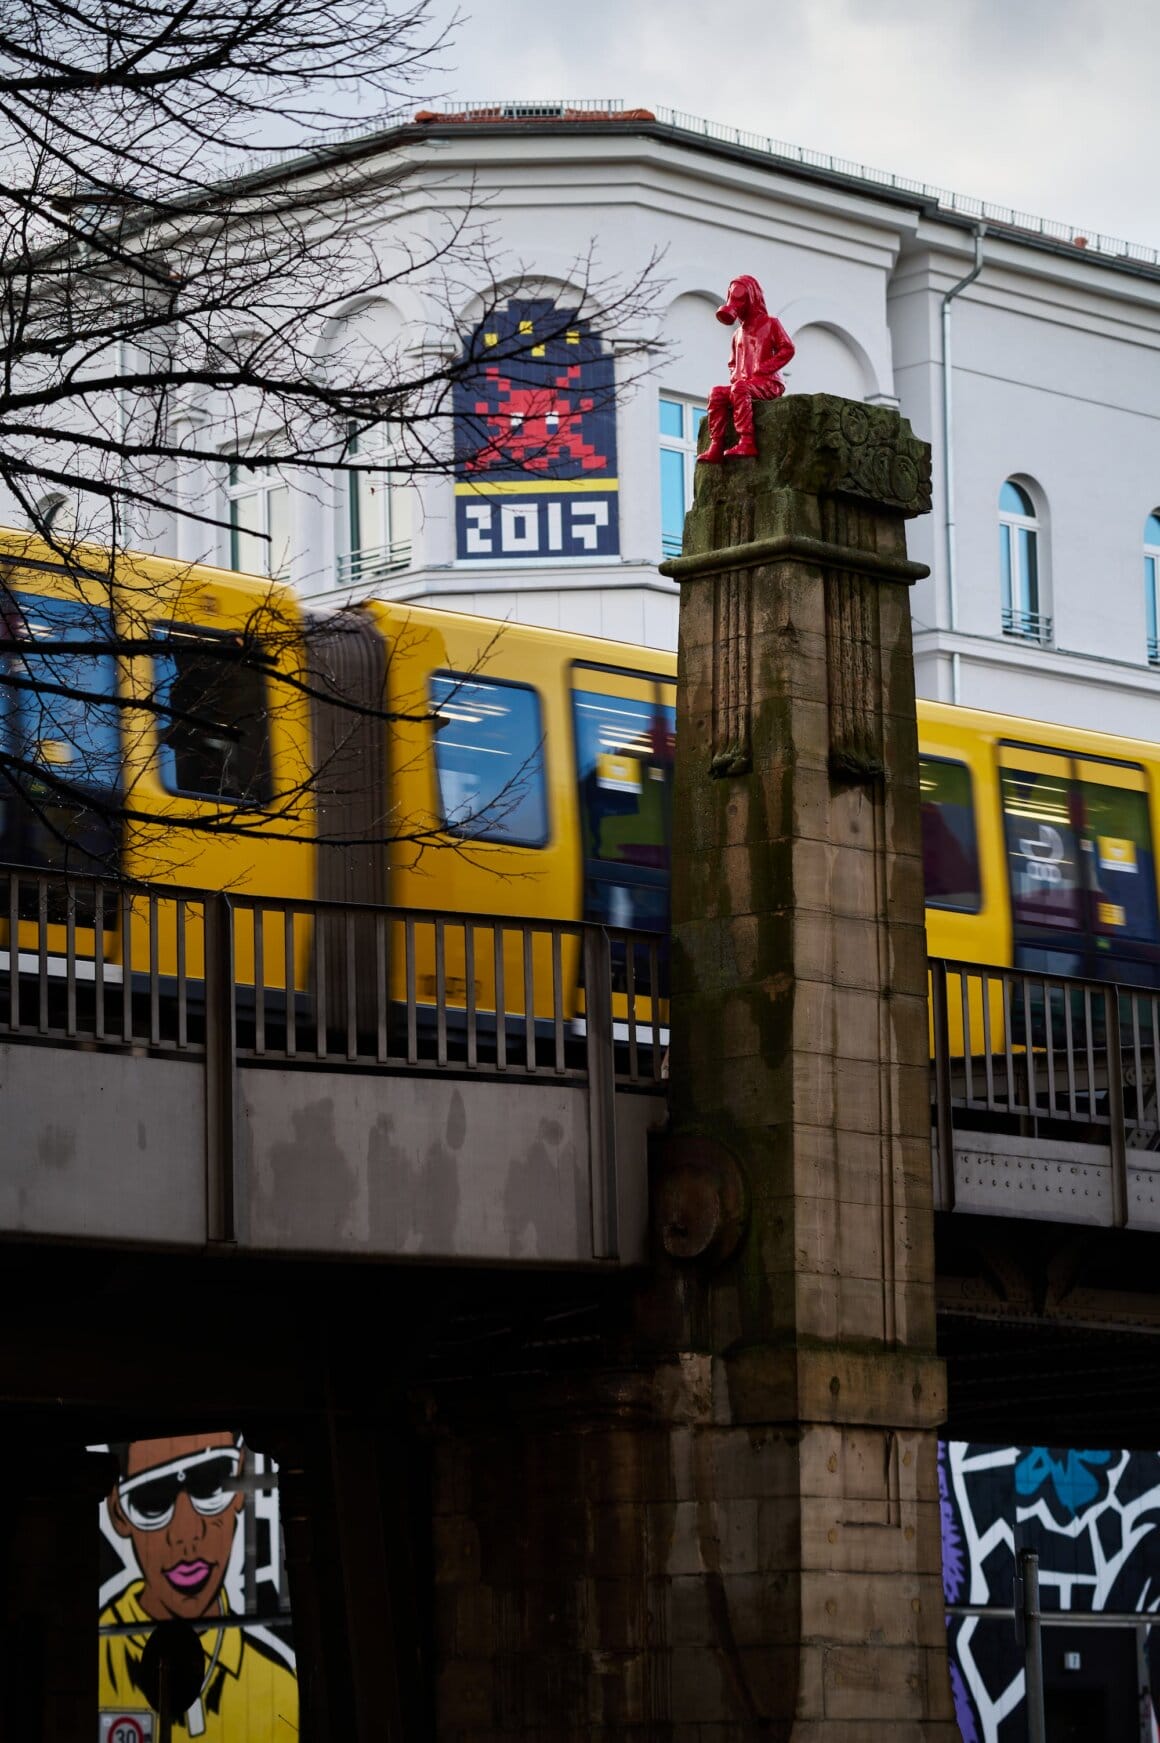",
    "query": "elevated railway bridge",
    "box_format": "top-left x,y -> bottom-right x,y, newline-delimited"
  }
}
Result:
4,865 -> 1160,1447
